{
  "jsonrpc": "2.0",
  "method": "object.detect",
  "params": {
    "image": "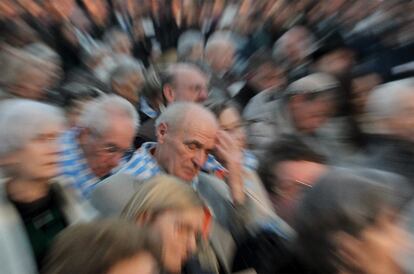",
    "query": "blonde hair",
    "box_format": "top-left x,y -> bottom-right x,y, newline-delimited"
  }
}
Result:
122,175 -> 205,221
